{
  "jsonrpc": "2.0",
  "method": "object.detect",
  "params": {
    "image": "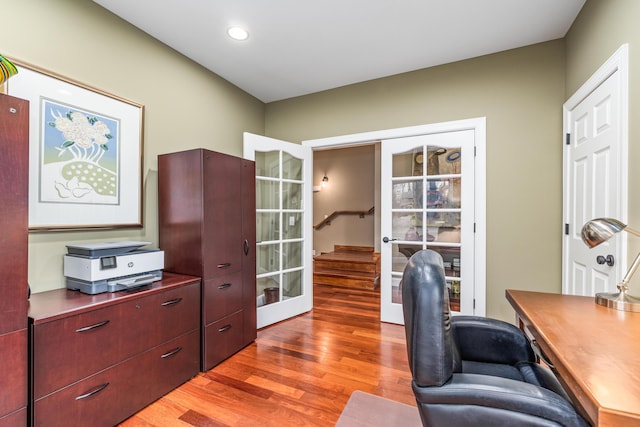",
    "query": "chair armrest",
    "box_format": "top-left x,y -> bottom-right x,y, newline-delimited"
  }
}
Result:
412,373 -> 588,427
452,316 -> 535,365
